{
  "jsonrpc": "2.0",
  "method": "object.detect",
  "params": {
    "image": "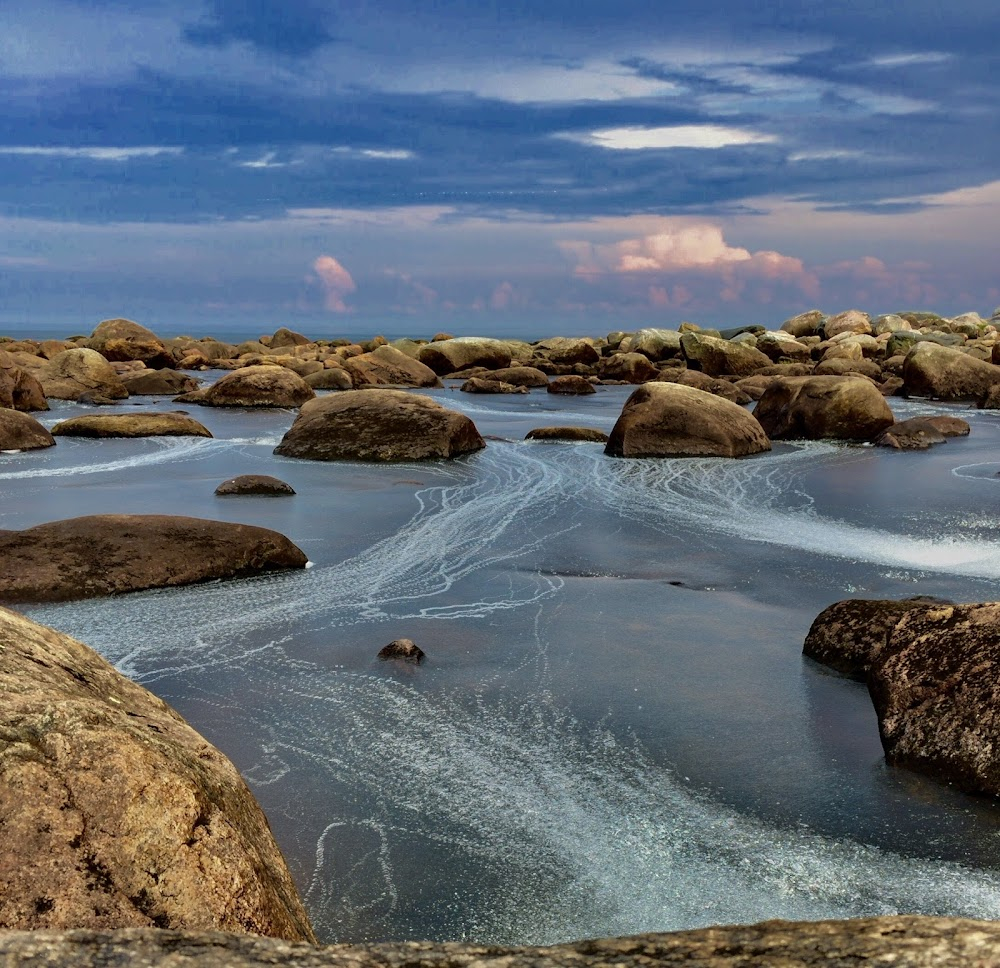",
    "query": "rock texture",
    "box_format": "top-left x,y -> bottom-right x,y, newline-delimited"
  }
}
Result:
902,342 -> 1000,402
274,390 -> 485,462
0,408 -> 56,451
341,346 -> 442,388
88,318 -> 175,369
120,369 -> 201,395
0,607 -> 315,939
417,338 -> 512,375
215,475 -> 296,496
0,349 -> 48,411
0,917 -> 997,967
40,349 -> 129,402
51,413 -> 213,438
874,416 -> 970,450
184,366 -> 315,408
377,638 -> 425,663
0,515 -> 308,603
605,383 -> 771,458
680,332 -> 771,377
525,427 -> 609,443
753,376 -> 894,441
547,375 -> 595,395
